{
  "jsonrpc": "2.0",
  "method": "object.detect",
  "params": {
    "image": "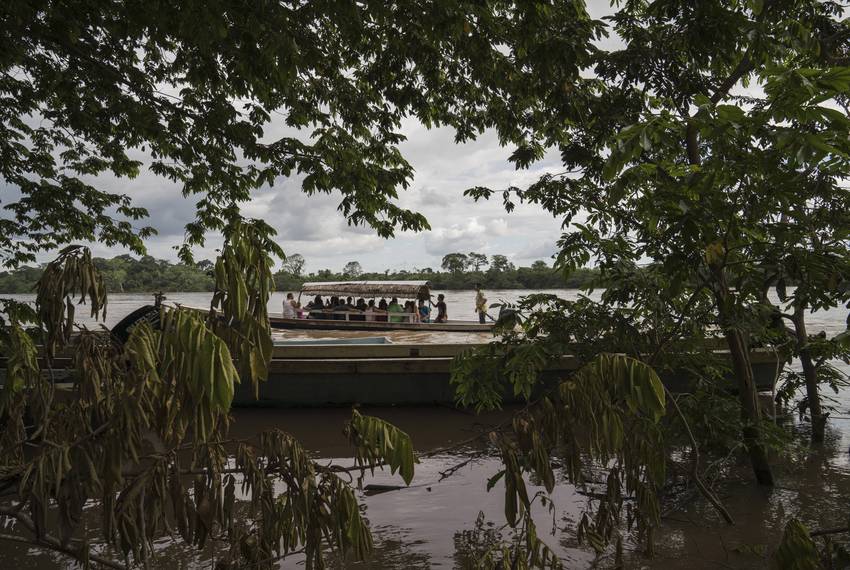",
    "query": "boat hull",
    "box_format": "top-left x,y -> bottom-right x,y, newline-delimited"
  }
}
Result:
0,332 -> 783,408
269,316 -> 494,332
234,346 -> 782,407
